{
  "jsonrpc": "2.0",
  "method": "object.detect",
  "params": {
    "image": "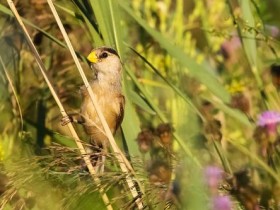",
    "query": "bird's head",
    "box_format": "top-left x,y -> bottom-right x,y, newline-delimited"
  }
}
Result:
87,47 -> 122,79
